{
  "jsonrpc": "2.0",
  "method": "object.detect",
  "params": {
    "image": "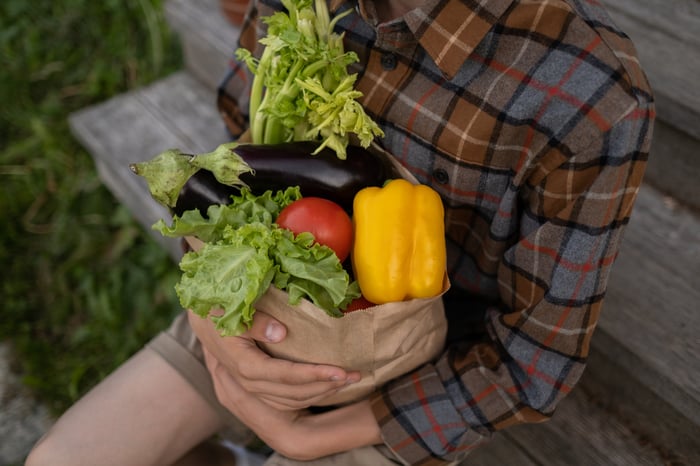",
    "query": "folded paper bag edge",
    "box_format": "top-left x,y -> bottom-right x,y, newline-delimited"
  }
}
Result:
256,278 -> 449,406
